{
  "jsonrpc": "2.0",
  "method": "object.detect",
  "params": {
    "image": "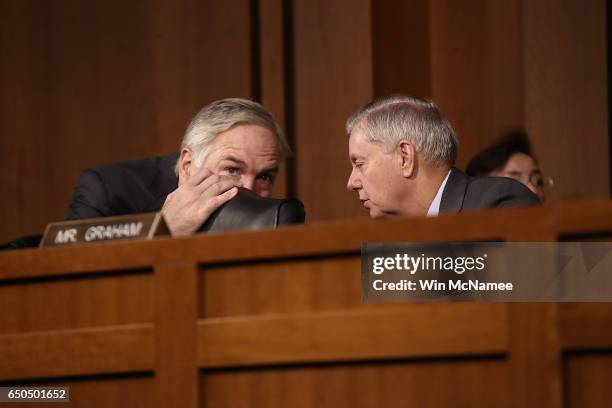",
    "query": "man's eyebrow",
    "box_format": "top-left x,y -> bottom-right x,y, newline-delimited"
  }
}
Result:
259,165 -> 279,174
220,156 -> 246,166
